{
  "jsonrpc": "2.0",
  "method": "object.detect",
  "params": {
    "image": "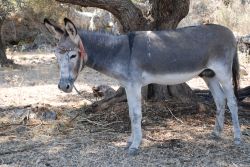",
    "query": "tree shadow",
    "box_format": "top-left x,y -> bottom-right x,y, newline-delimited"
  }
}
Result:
0,85 -> 250,166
